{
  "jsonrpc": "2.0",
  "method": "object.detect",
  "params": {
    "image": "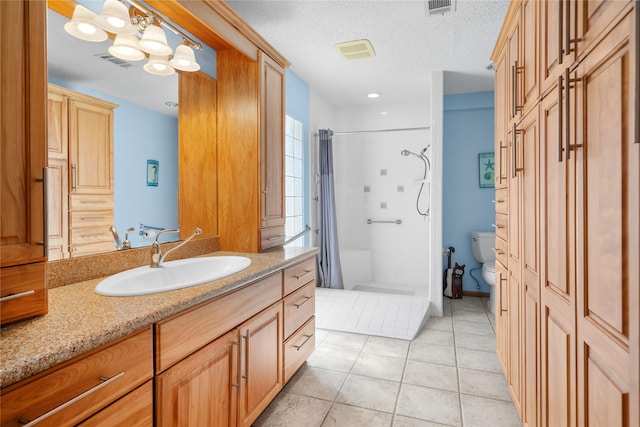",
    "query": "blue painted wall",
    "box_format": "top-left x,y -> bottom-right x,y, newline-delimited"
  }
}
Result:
443,91 -> 495,292
49,77 -> 179,247
285,69 -> 311,246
